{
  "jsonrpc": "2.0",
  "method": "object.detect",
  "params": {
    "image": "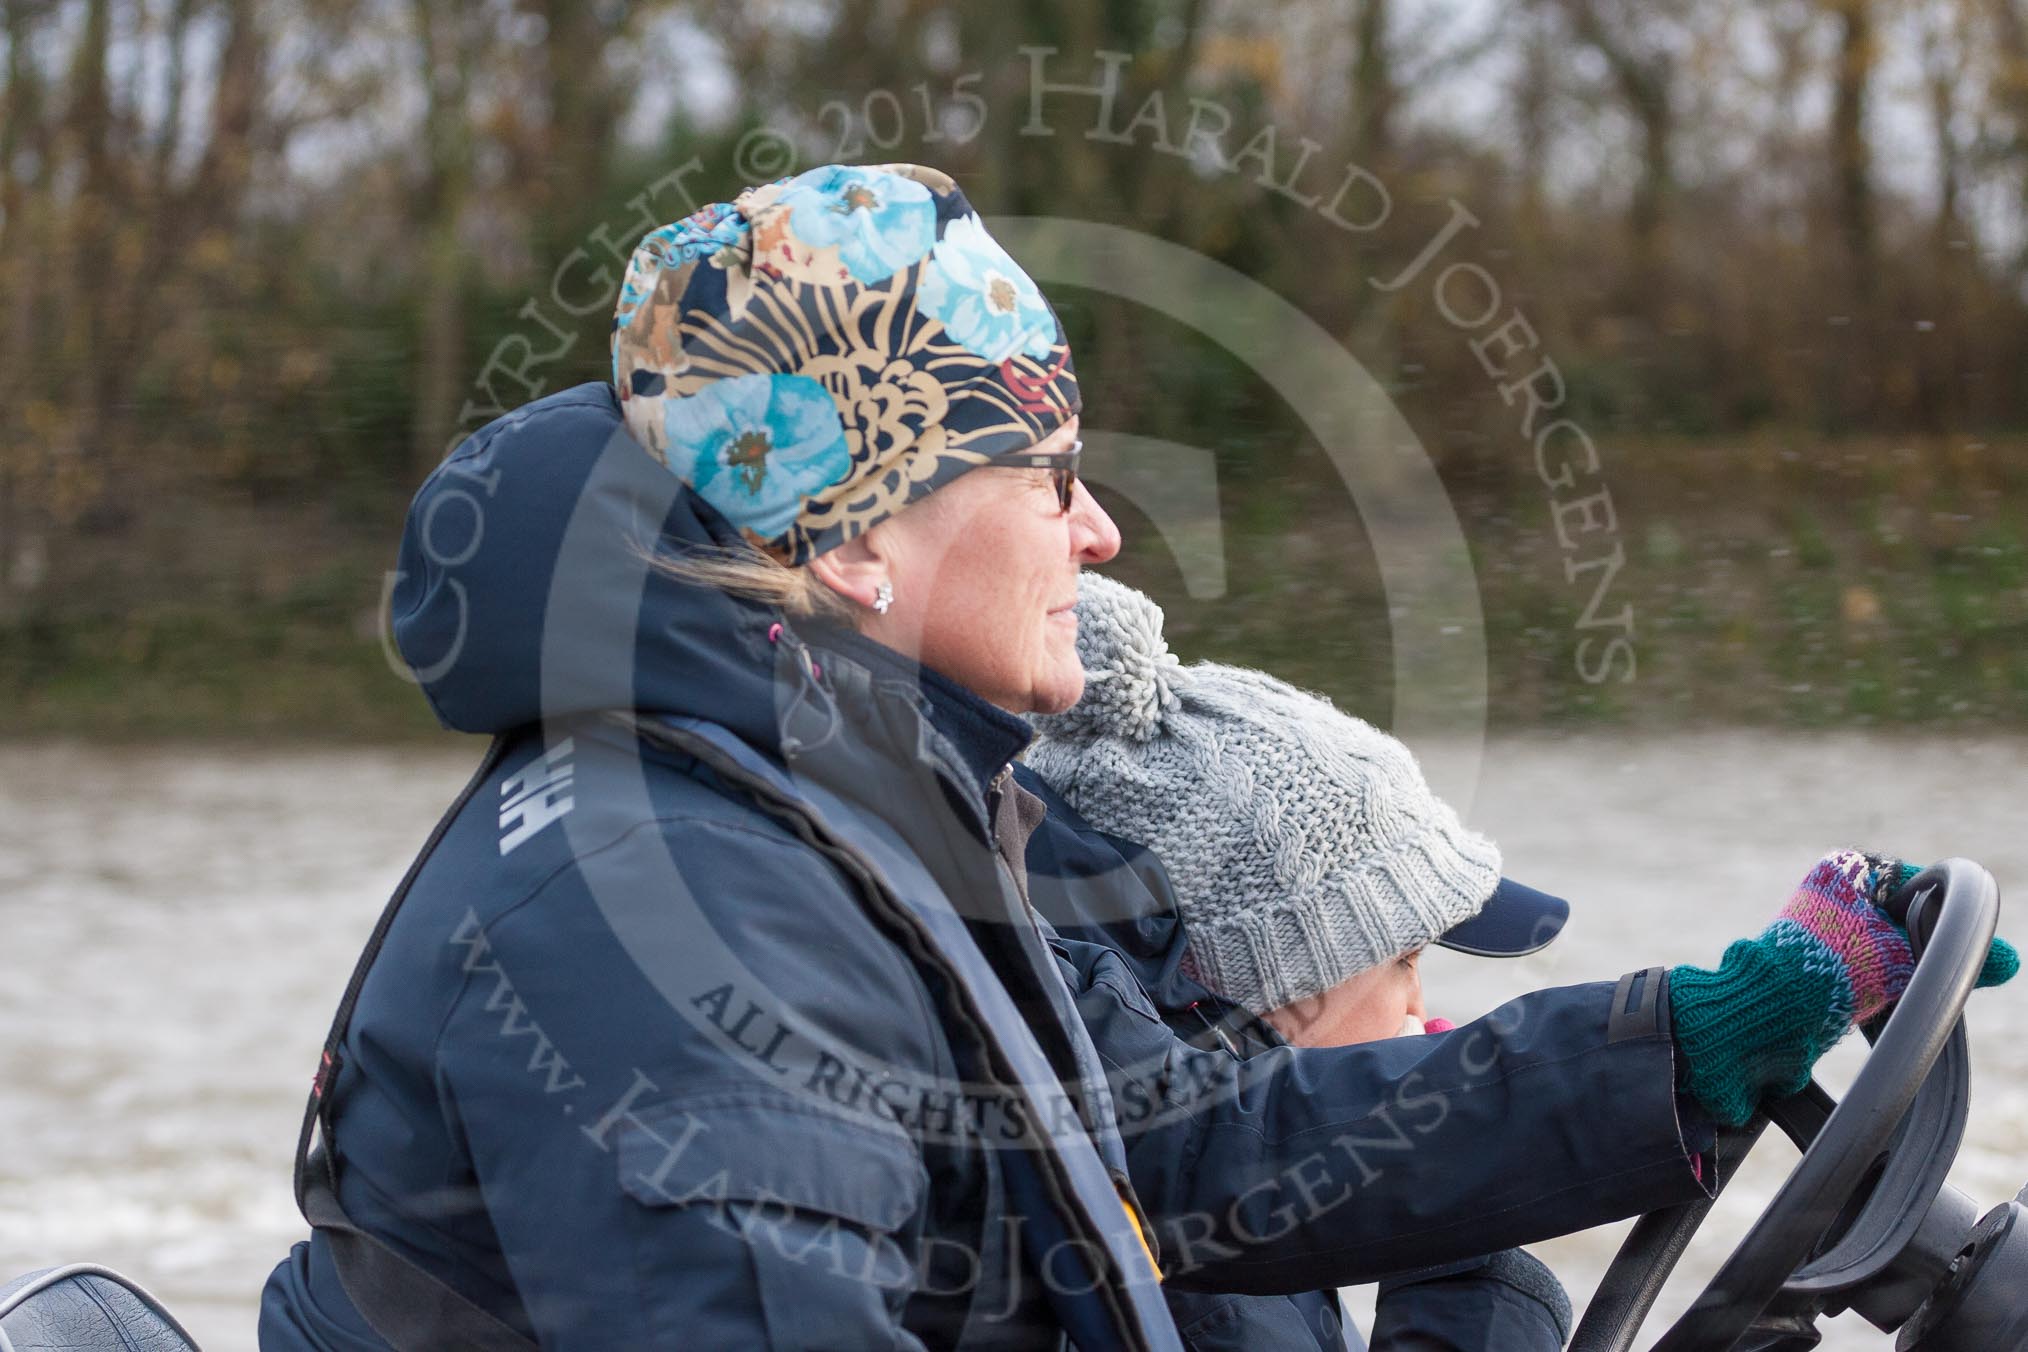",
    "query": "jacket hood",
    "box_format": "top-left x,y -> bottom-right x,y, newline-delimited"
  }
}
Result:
390,383 -> 785,747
